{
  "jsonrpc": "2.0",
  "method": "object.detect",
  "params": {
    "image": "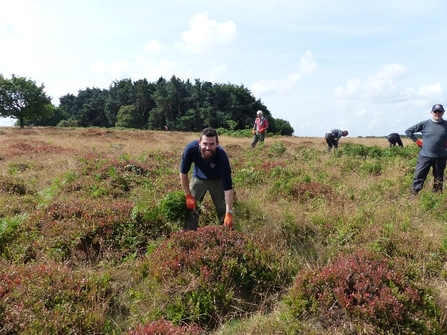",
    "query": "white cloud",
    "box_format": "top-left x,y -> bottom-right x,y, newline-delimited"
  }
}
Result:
176,13 -> 237,54
251,51 -> 317,96
417,84 -> 443,99
334,64 -> 413,102
299,51 -> 317,74
369,64 -> 408,81
355,109 -> 367,116
144,39 -> 163,54
91,60 -> 131,79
